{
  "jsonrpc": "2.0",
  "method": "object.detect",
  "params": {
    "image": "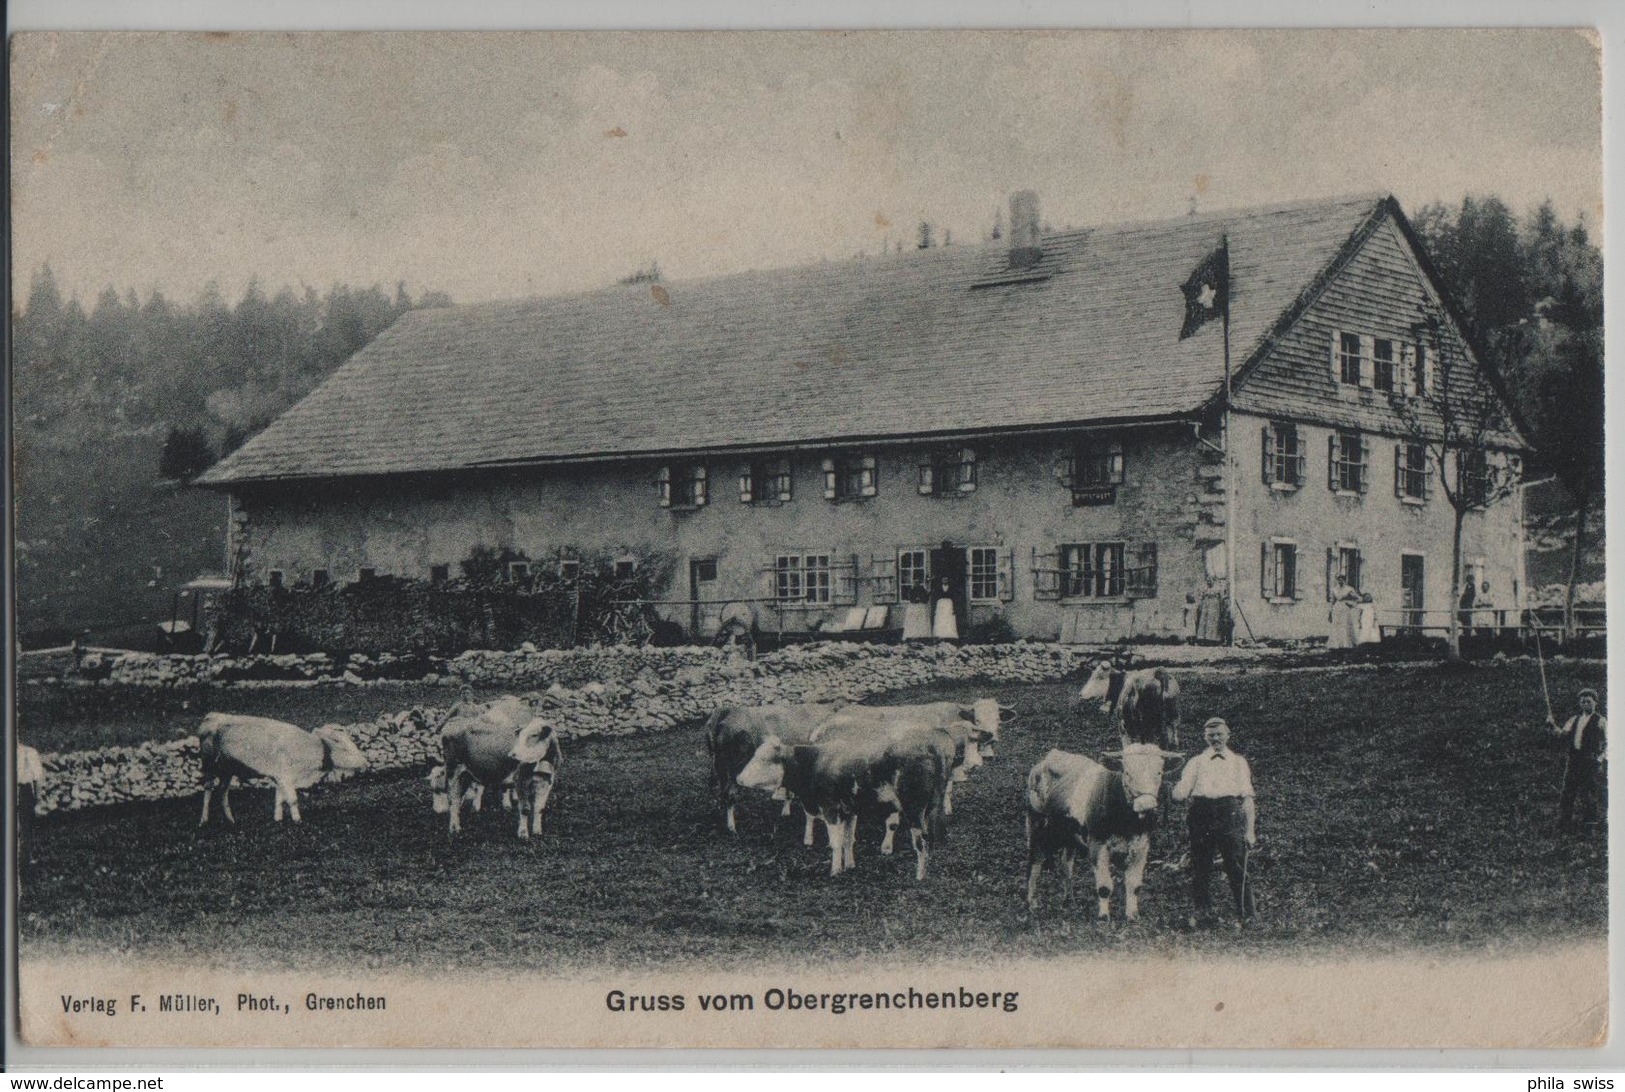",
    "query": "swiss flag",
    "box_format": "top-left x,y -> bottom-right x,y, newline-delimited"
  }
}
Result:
1180,240 -> 1229,340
